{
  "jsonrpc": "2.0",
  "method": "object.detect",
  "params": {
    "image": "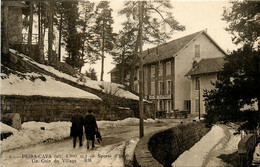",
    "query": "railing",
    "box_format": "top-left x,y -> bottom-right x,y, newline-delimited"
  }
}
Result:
22,34 -> 39,44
